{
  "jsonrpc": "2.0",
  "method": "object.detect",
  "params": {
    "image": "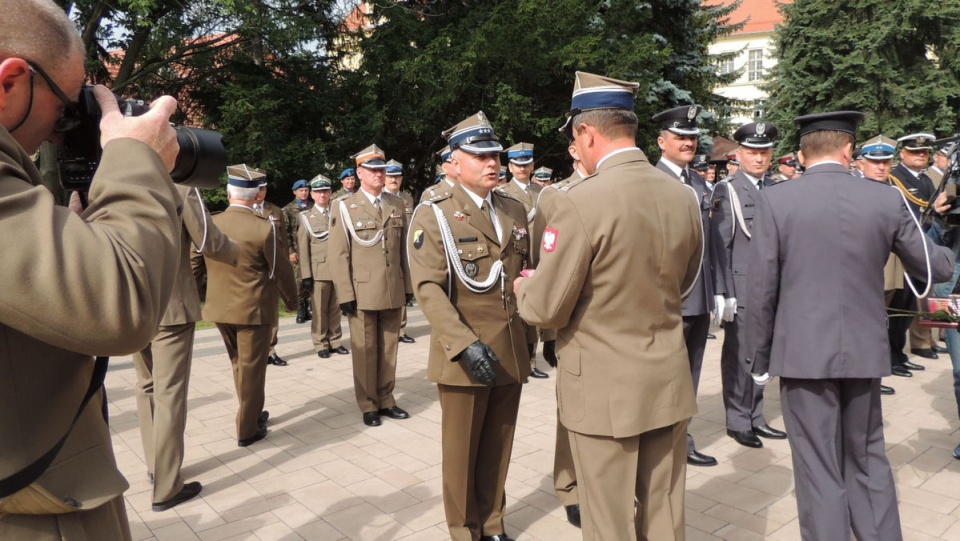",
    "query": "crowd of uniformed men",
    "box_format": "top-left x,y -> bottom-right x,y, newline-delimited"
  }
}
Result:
5,3 -> 960,540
